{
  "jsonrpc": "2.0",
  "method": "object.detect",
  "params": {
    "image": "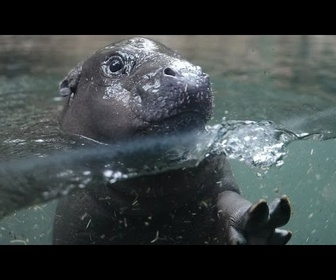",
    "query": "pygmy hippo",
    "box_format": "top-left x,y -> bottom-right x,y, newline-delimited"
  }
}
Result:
53,36 -> 292,245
